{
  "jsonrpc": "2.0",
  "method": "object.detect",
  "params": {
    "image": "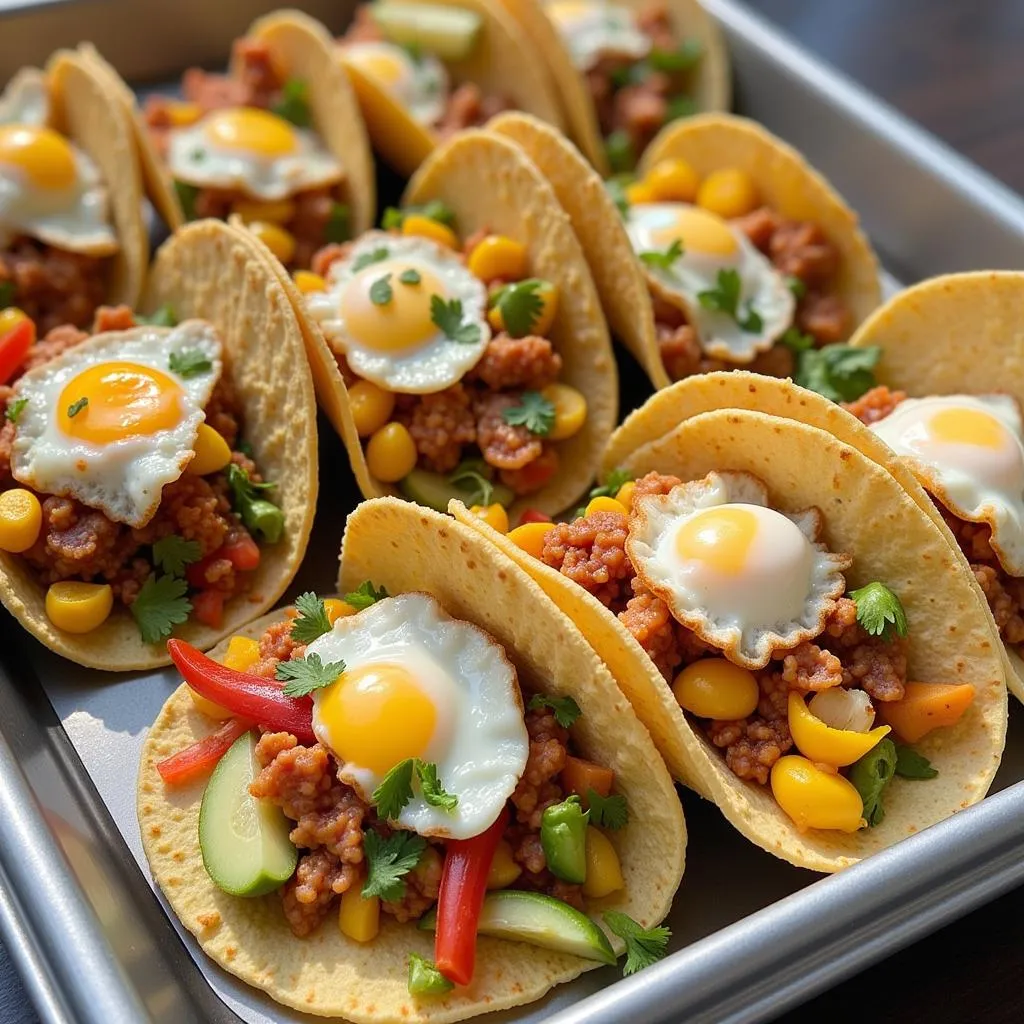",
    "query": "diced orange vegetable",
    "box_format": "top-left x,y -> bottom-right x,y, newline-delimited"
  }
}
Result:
192,589 -> 225,629
561,755 -> 614,804
877,682 -> 975,744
